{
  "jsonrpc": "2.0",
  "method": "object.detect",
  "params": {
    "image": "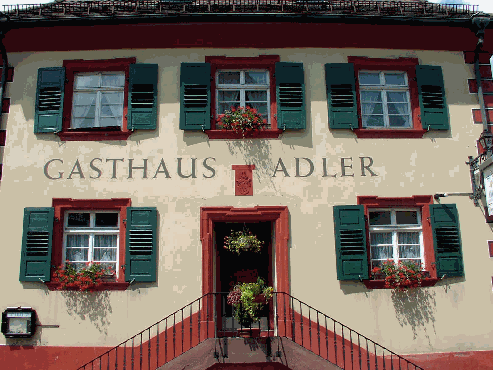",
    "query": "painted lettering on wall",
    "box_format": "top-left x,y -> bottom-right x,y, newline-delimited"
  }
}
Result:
272,157 -> 378,177
44,158 -> 217,180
